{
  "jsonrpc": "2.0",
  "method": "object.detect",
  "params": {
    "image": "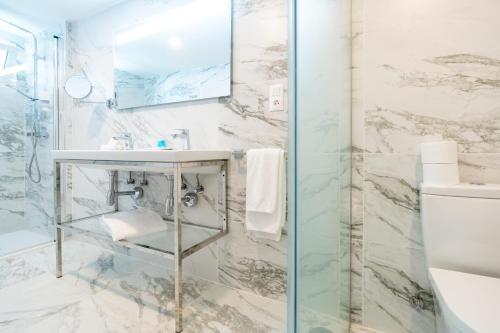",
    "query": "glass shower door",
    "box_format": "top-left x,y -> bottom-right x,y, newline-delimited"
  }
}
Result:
289,0 -> 352,332
0,20 -> 54,256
